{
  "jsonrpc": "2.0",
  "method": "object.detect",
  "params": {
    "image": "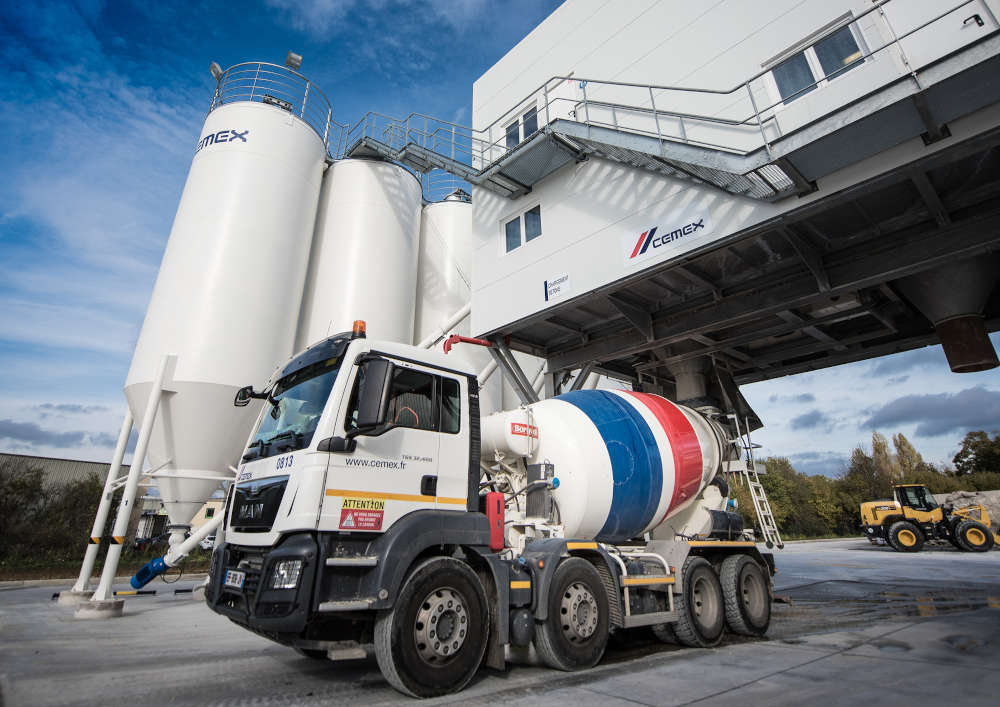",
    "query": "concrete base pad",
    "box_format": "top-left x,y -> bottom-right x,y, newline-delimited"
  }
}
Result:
56,590 -> 93,607
74,599 -> 124,619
